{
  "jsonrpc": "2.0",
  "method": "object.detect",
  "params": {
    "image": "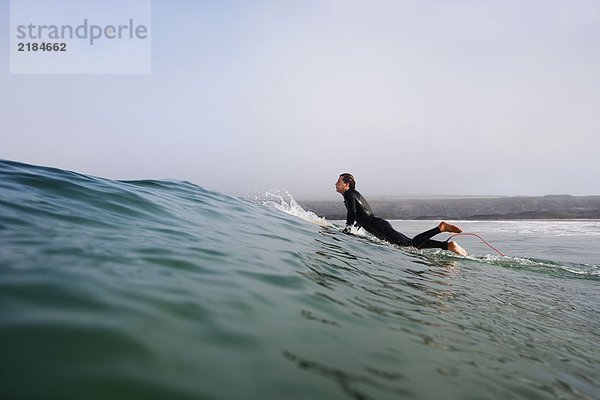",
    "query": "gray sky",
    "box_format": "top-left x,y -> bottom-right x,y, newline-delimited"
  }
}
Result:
1,0 -> 599,200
